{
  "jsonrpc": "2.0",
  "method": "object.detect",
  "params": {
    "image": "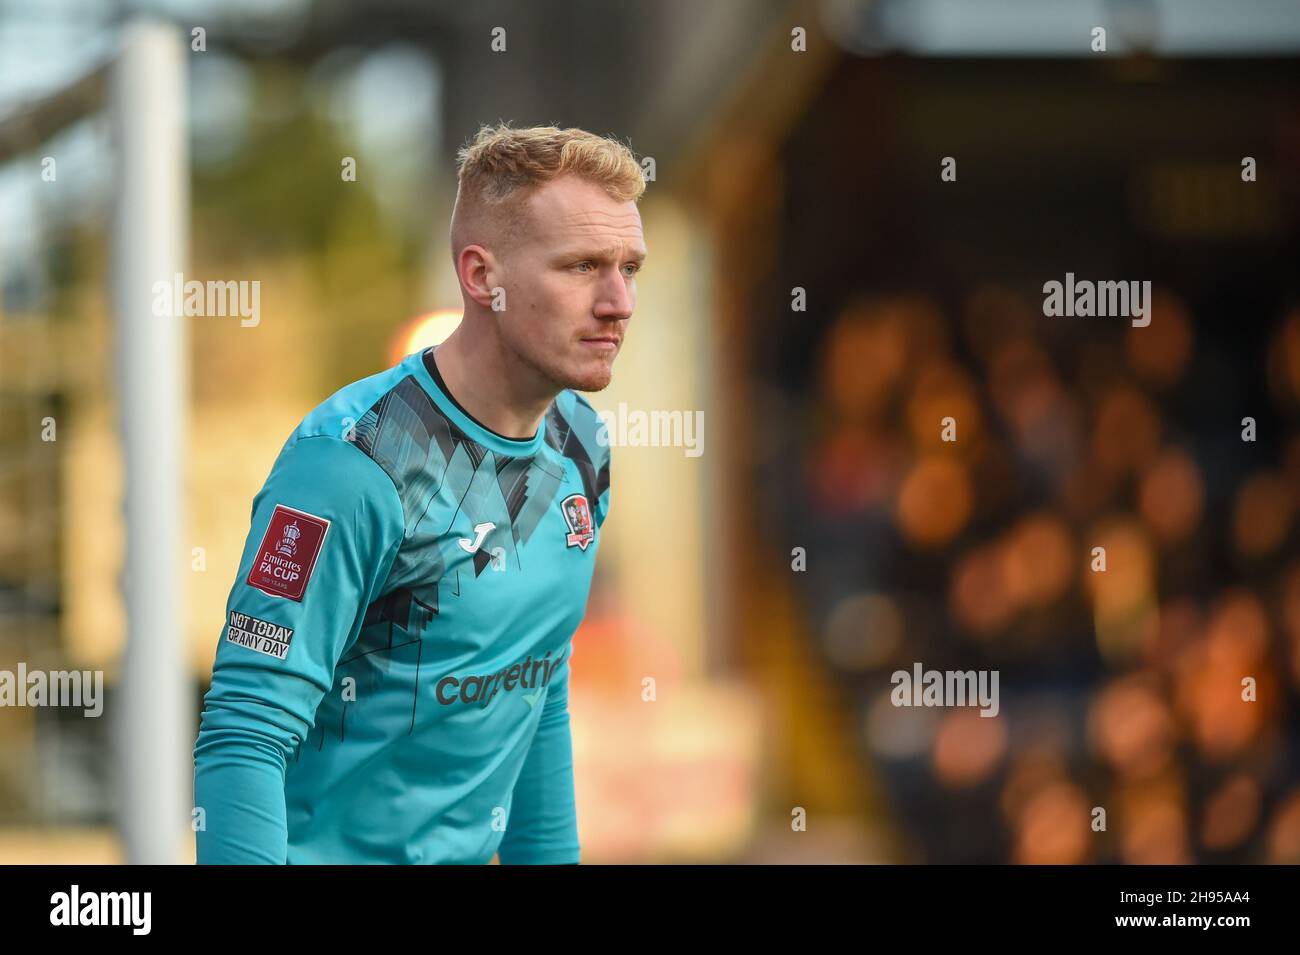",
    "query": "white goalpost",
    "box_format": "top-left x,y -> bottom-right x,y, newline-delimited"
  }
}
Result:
109,17 -> 191,866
